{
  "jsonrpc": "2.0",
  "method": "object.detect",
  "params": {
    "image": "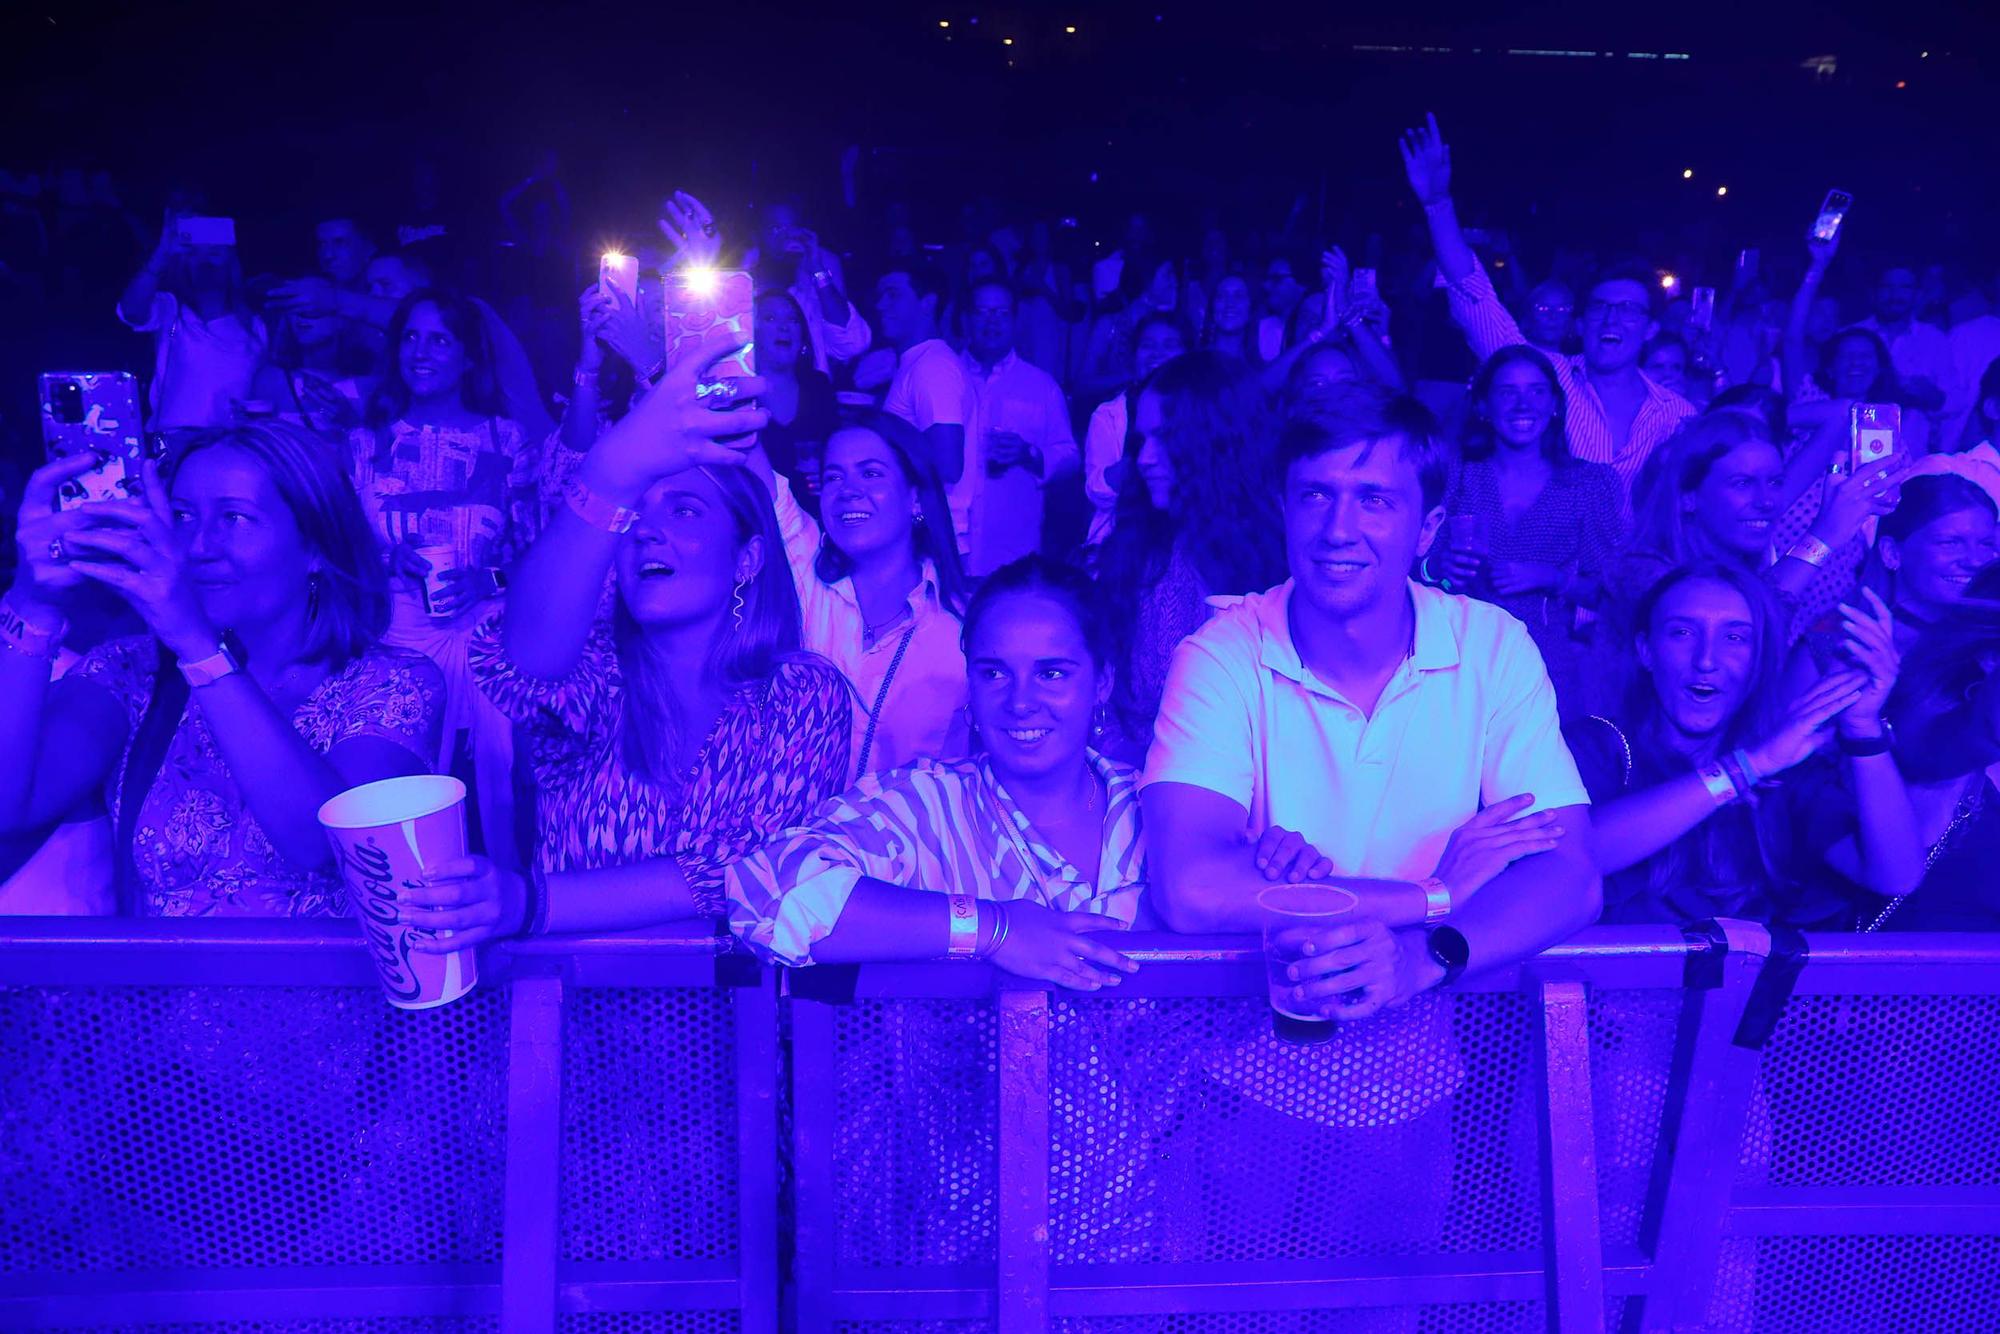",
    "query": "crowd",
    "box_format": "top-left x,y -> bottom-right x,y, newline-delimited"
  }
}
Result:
5,108 -> 2000,983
